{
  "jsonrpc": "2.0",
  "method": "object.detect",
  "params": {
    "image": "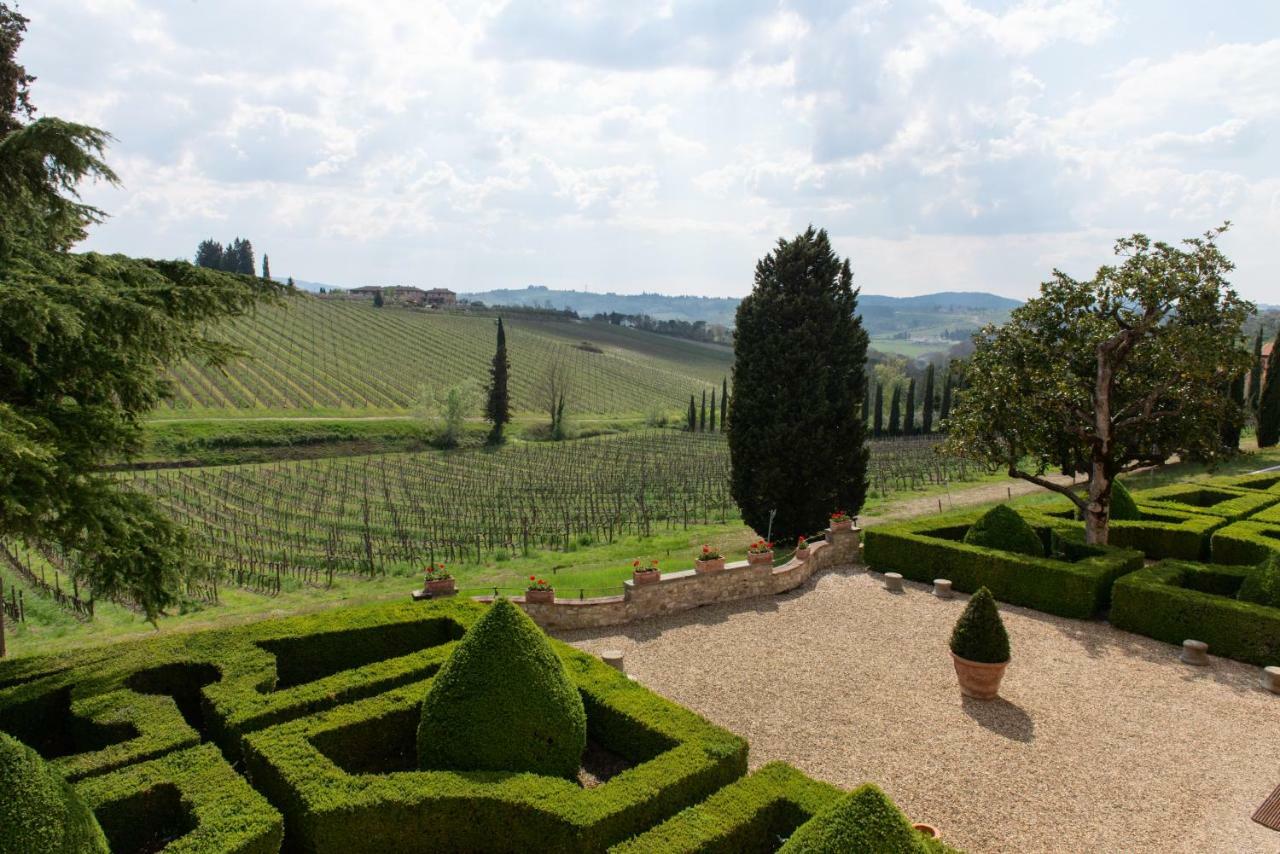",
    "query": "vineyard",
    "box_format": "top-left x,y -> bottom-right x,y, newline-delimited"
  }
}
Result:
161,294 -> 733,416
